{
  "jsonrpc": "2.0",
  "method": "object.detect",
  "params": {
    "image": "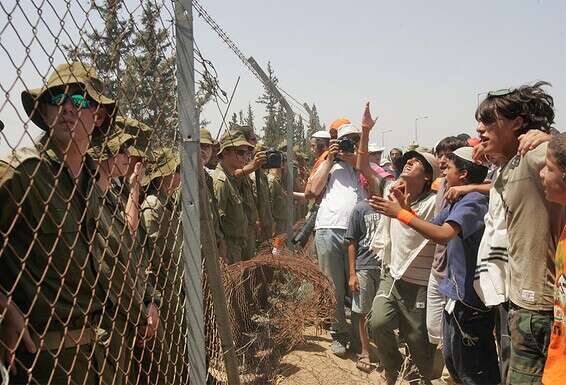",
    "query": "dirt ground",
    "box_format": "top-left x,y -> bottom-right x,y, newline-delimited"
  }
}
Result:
275,327 -> 397,385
